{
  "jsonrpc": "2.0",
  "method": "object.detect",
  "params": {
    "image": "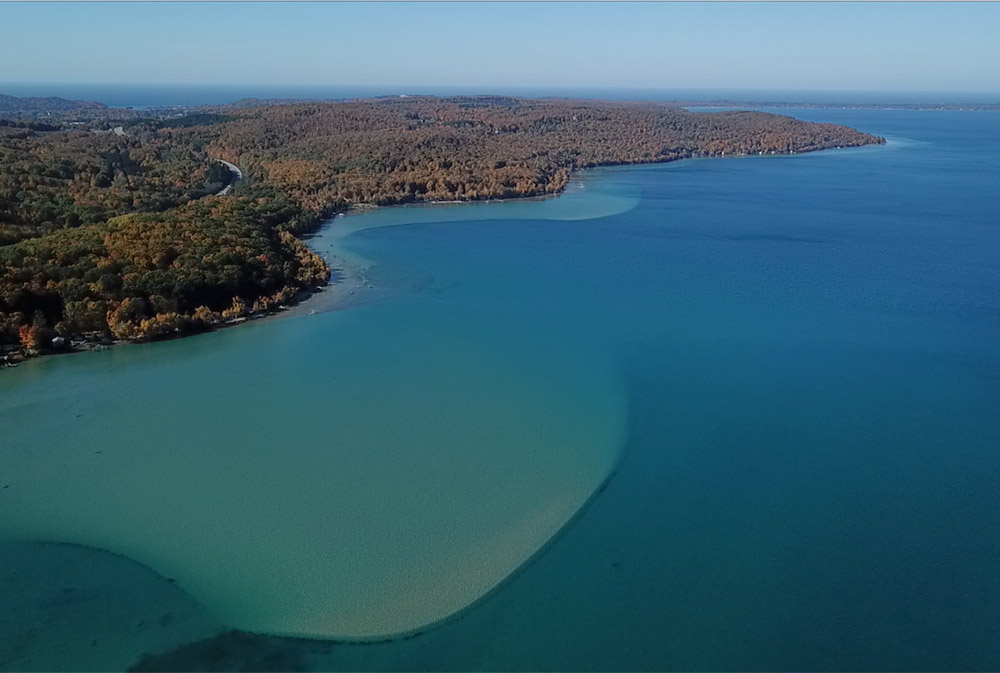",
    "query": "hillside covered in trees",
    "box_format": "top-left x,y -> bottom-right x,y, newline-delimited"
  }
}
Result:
0,97 -> 883,355
203,97 -> 882,209
0,93 -> 108,114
